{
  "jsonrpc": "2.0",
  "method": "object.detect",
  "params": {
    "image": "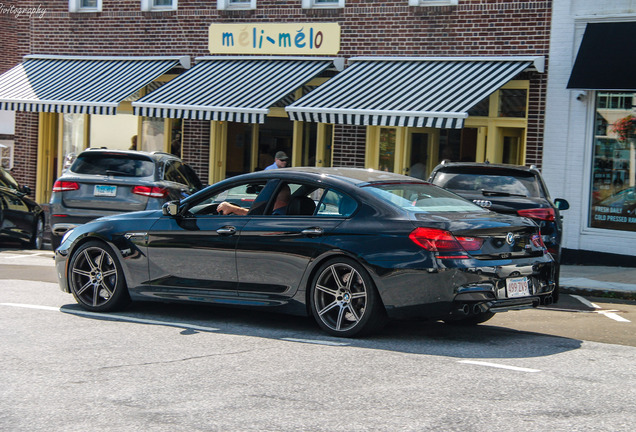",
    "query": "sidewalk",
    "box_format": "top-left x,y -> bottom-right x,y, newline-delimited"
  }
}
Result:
560,265 -> 636,301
